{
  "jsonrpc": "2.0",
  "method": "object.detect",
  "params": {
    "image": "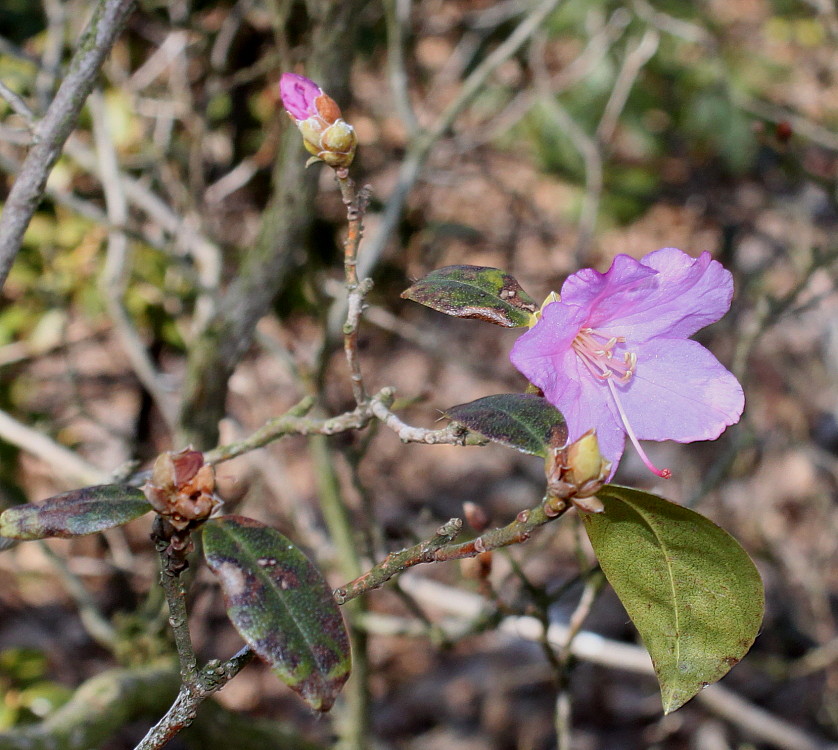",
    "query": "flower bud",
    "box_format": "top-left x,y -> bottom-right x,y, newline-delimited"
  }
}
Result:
544,430 -> 611,512
528,291 -> 561,328
143,448 -> 222,530
279,72 -> 357,169
565,431 -> 608,491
